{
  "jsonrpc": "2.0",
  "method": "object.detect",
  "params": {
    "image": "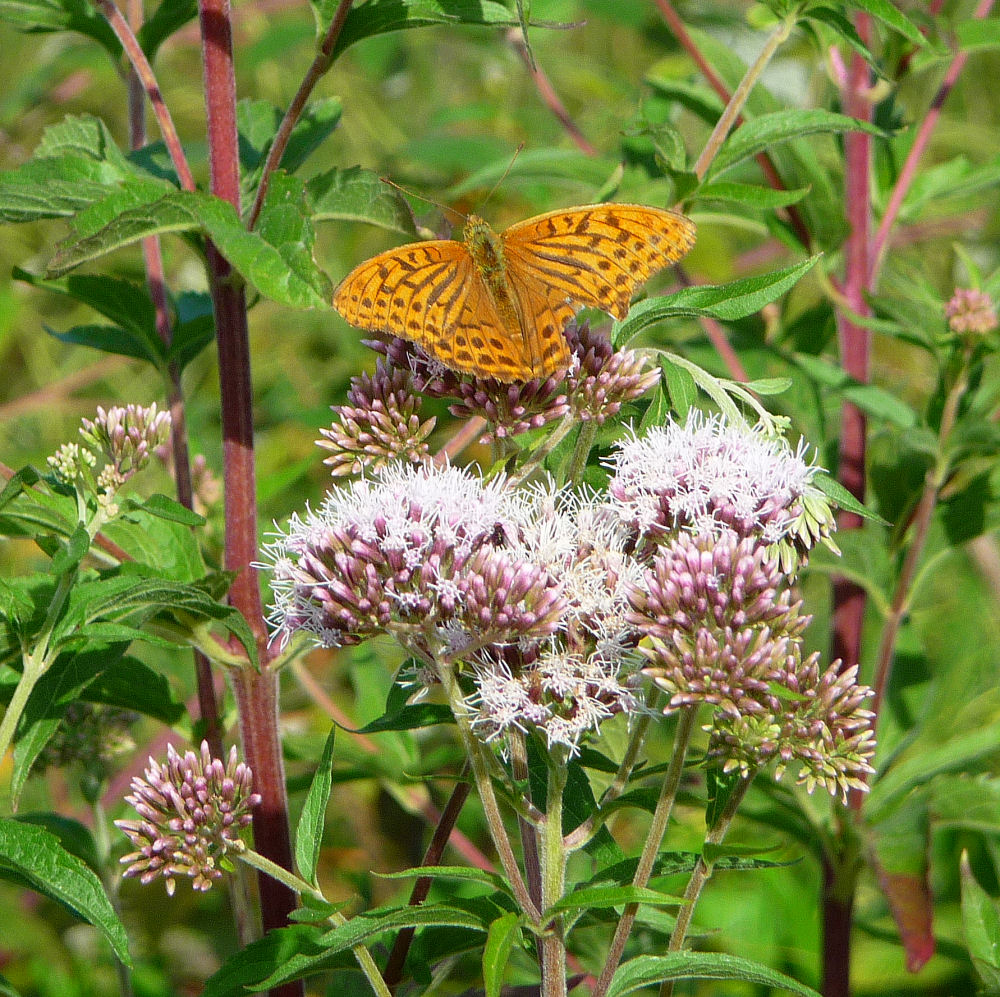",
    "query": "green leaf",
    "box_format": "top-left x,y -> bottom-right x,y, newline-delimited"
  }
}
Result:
804,7 -> 879,70
696,180 -> 810,210
483,912 -> 522,997
0,0 -> 120,55
137,0 -> 197,59
0,818 -> 131,966
0,156 -> 130,224
13,269 -> 166,366
614,257 -> 819,344
48,188 -> 333,310
846,0 -> 927,46
167,291 -> 216,370
255,904 -> 489,991
956,18 -> 1000,52
811,471 -> 884,524
608,952 -> 821,997
119,493 -> 204,527
548,884 -> 683,916
791,353 -> 918,427
308,166 -> 417,236
241,98 -> 343,182
708,110 -> 885,178
0,972 -> 21,996
323,0 -> 522,59
706,766 -> 744,828
10,642 -> 130,803
50,524 -> 89,576
203,924 -> 327,997
866,719 -> 1000,822
353,700 -> 453,733
375,865 -> 512,896
657,358 -> 697,421
83,654 -> 185,723
54,571 -> 257,666
295,727 -> 336,886
961,850 -> 1000,992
